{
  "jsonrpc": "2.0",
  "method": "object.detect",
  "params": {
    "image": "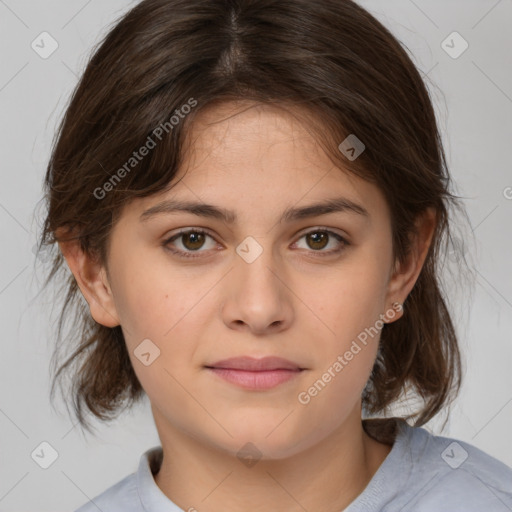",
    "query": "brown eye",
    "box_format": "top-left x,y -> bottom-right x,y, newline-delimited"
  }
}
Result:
294,229 -> 349,256
163,229 -> 218,259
